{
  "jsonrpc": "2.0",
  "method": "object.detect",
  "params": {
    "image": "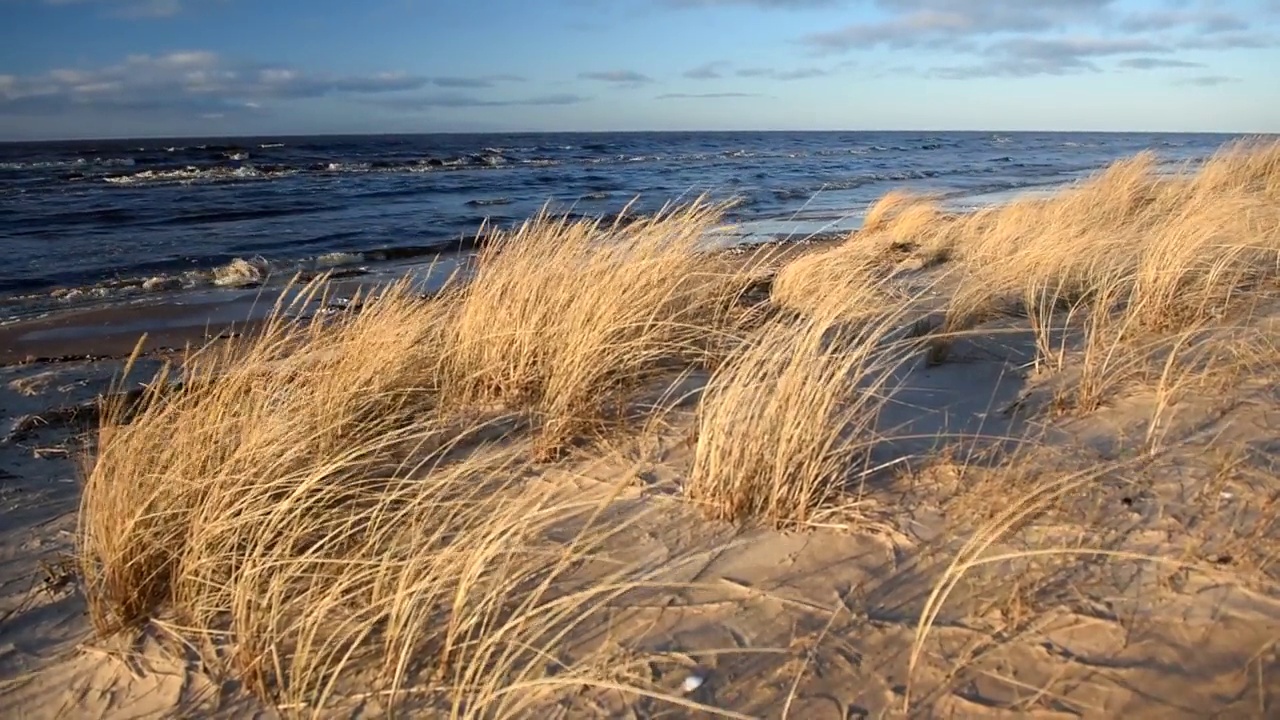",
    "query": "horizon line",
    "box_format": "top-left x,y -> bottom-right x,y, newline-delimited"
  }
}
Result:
3,128 -> 1278,144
